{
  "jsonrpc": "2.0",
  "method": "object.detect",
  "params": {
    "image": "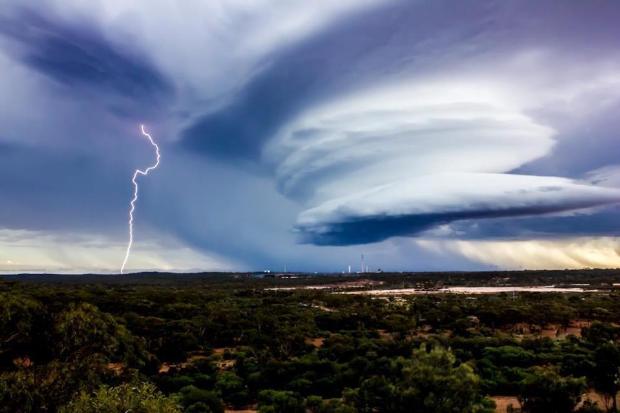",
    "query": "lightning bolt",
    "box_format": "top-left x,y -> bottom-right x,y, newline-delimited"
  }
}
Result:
120,124 -> 161,274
